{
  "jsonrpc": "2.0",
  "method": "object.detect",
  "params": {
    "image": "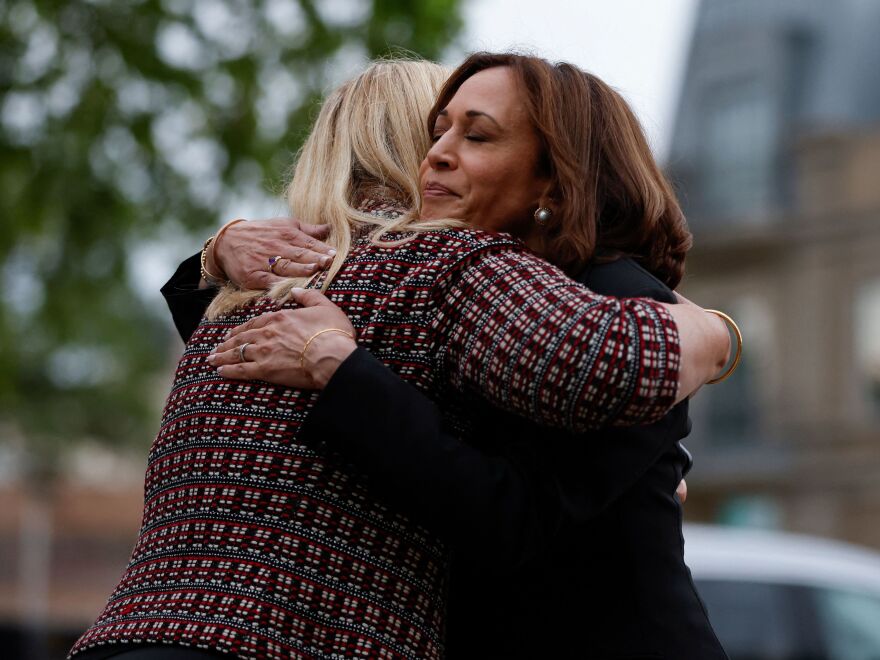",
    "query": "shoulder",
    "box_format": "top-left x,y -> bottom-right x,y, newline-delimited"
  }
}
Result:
382,229 -> 578,305
430,228 -> 526,259
578,258 -> 675,303
432,229 -> 576,288
396,228 -> 540,274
